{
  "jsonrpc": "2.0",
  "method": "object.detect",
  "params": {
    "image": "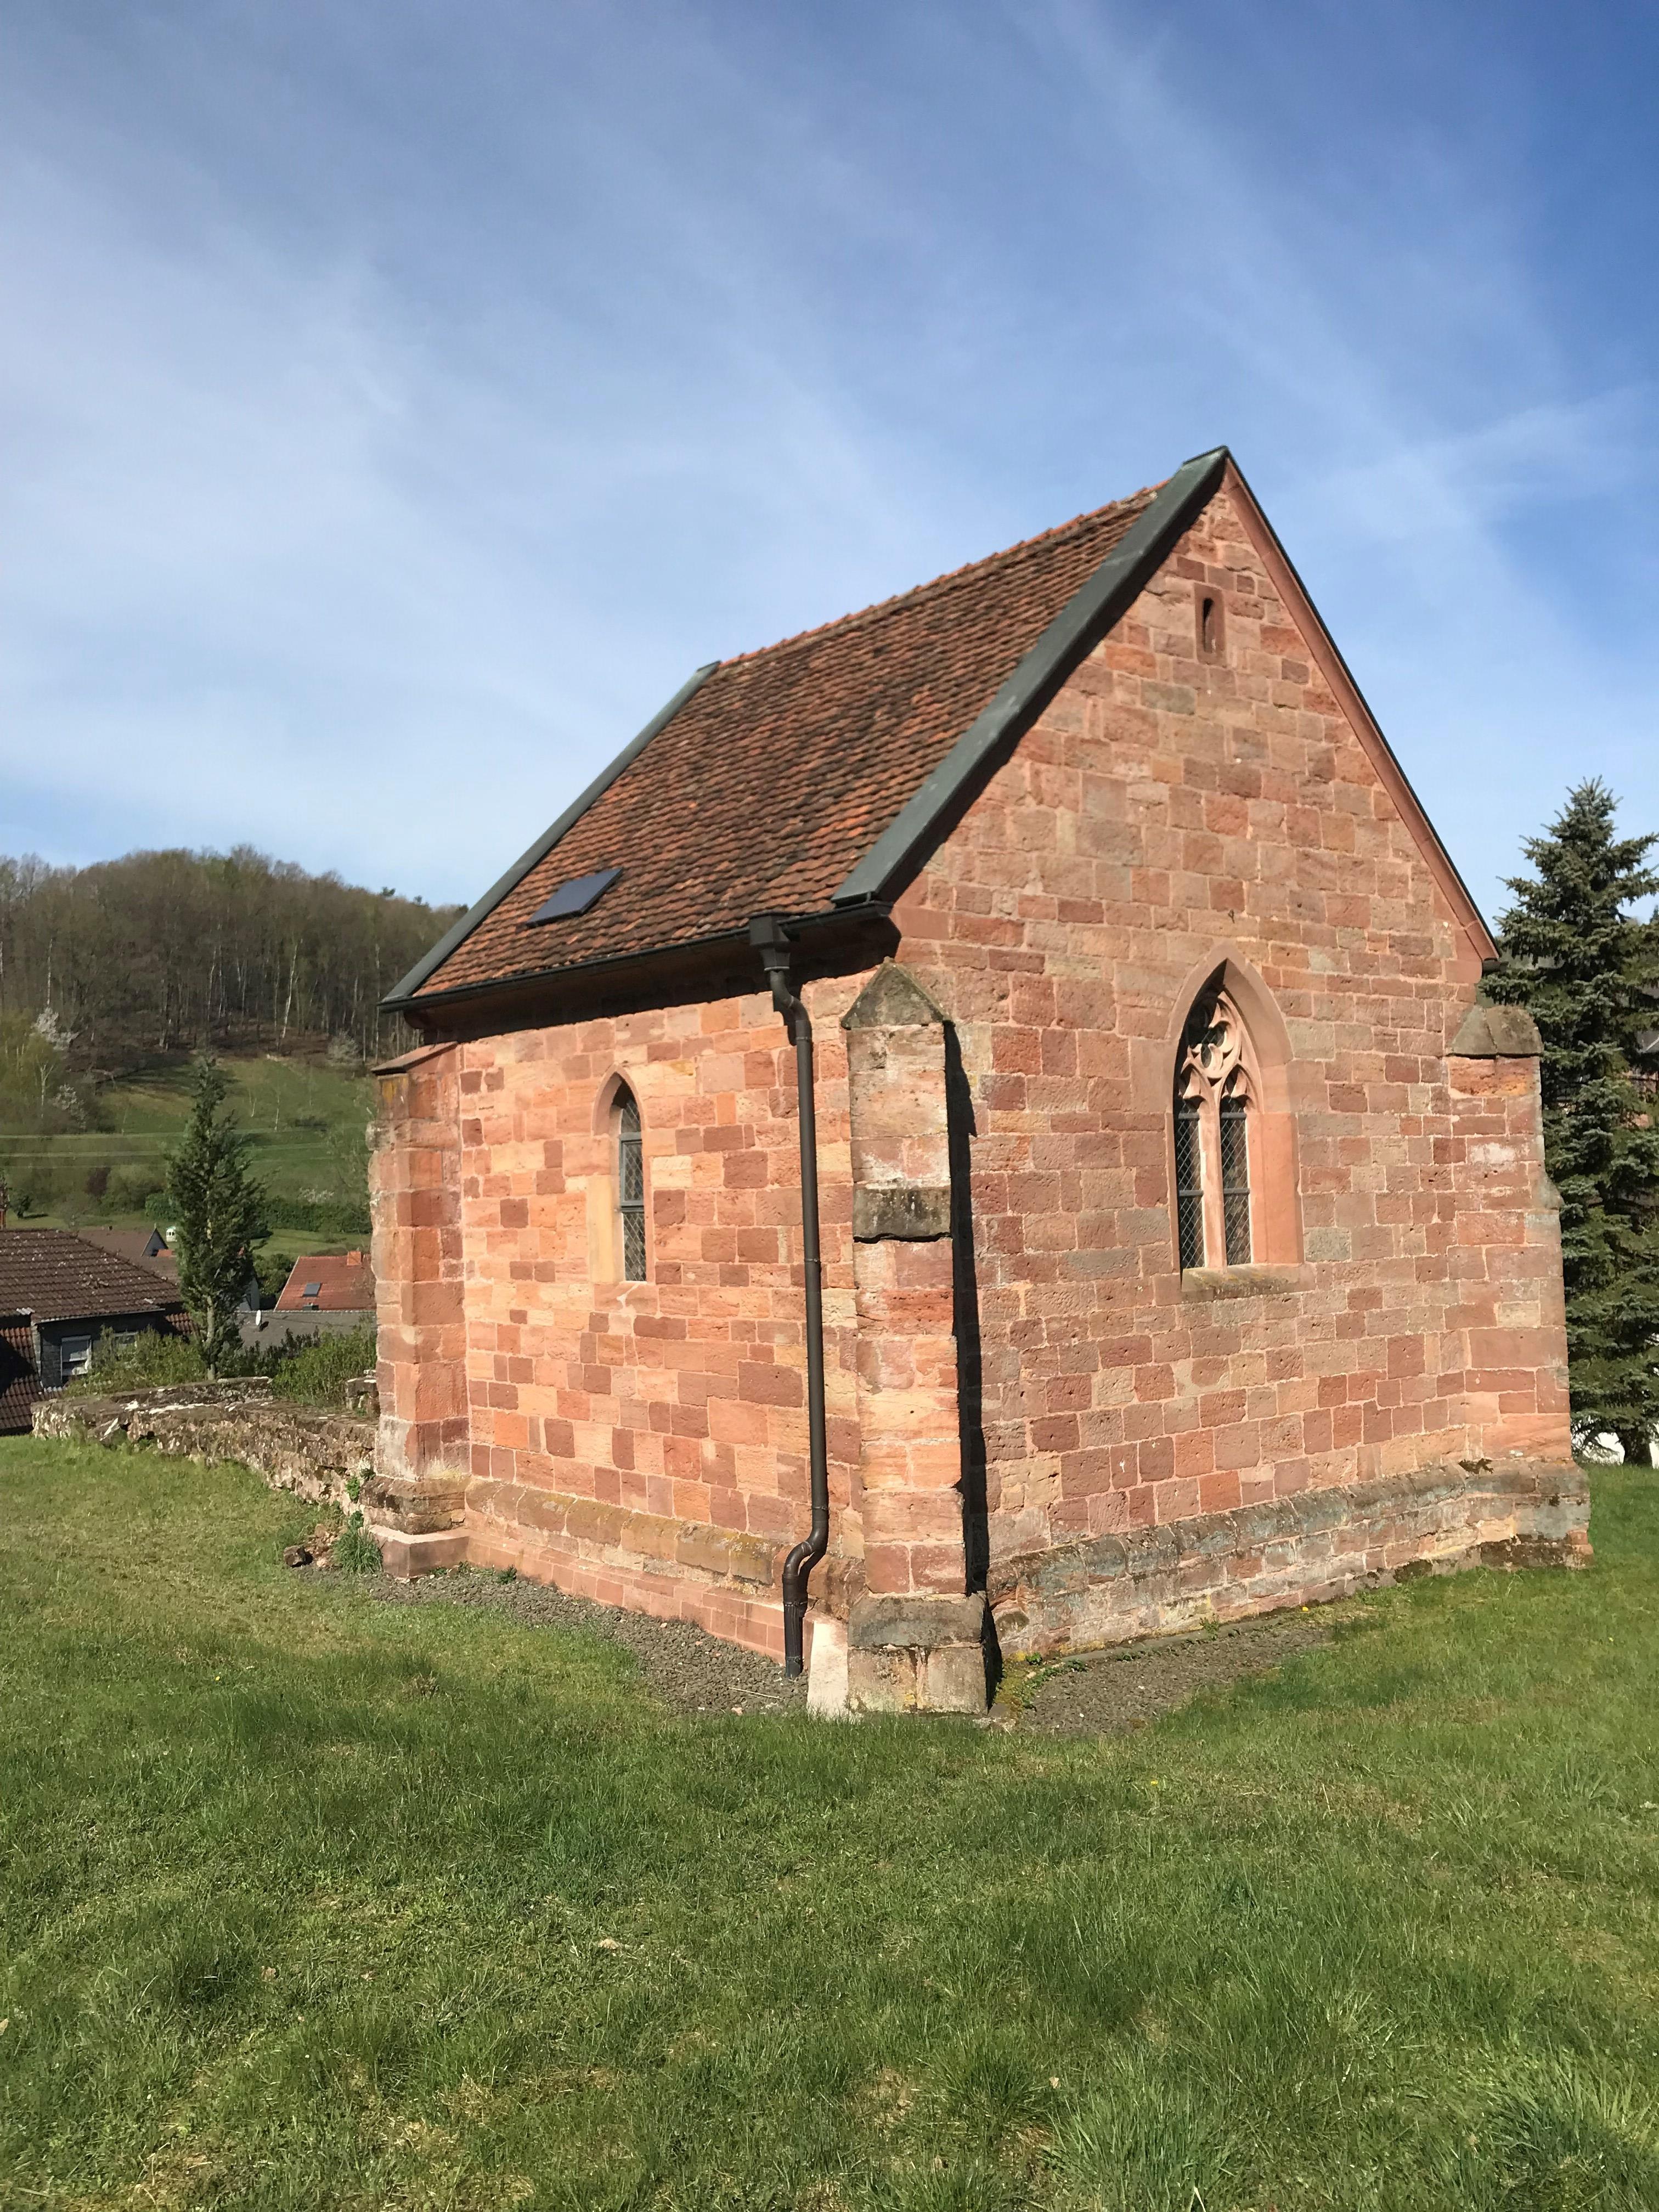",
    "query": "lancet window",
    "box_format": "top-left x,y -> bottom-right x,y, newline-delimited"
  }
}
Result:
615,1084 -> 646,1281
